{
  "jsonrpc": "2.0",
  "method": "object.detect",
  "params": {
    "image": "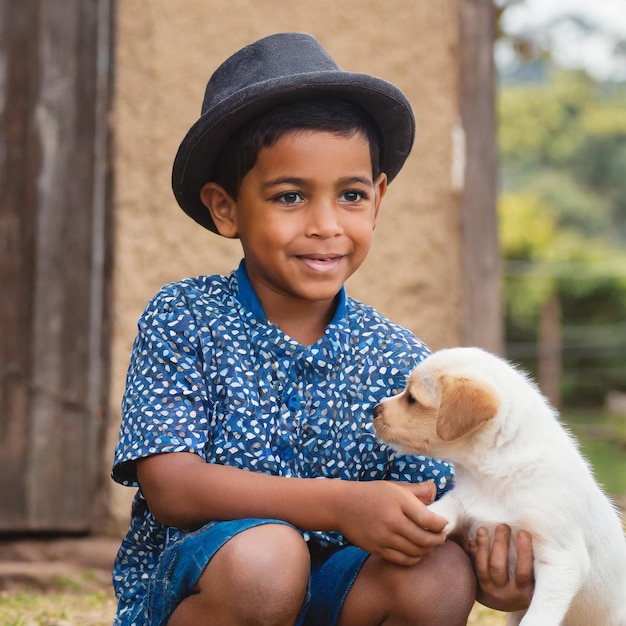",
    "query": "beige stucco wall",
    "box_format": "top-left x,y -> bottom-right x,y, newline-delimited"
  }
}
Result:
107,0 -> 463,530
